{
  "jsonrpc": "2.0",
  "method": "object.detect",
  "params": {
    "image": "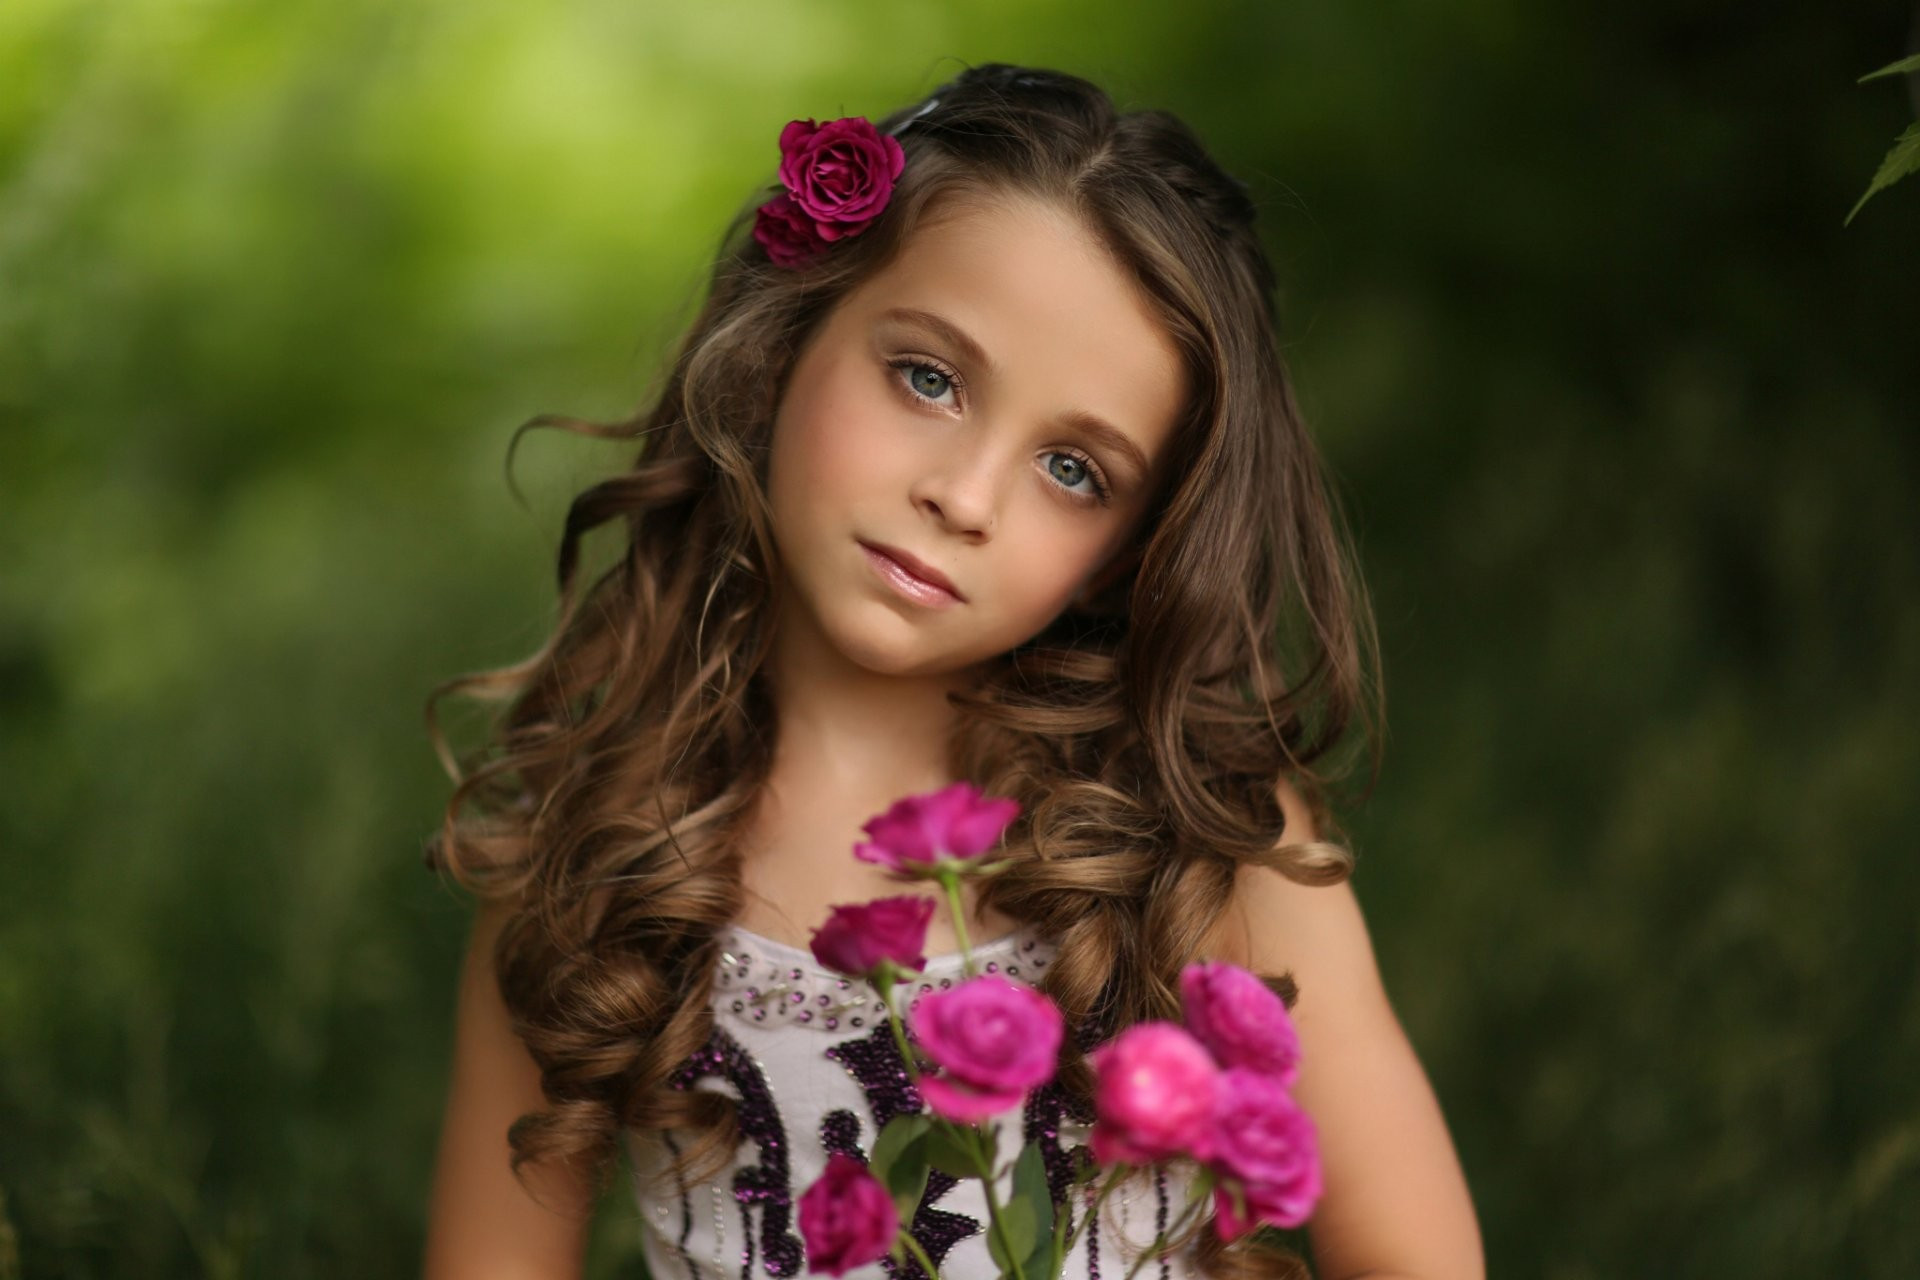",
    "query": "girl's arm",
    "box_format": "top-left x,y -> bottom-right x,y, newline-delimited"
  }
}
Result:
1217,779 -> 1486,1280
423,897 -> 596,1280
